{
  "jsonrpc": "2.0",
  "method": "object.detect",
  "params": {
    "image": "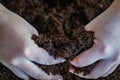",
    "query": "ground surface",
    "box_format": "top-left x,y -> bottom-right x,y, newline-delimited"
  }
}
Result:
1,0 -> 120,80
